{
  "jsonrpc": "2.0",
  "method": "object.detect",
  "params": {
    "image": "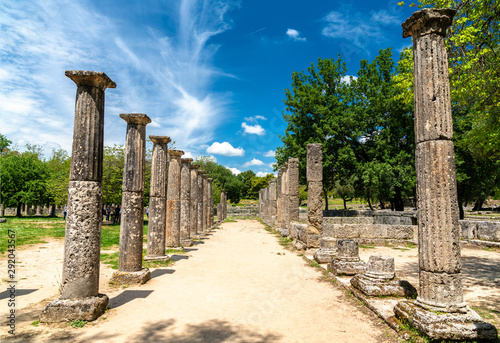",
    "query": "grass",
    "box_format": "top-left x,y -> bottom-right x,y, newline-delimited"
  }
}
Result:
359,244 -> 376,249
224,217 -> 237,222
69,320 -> 87,328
